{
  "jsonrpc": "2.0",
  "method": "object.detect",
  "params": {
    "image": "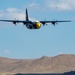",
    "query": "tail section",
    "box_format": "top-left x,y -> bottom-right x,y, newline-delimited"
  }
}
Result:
26,8 -> 29,21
